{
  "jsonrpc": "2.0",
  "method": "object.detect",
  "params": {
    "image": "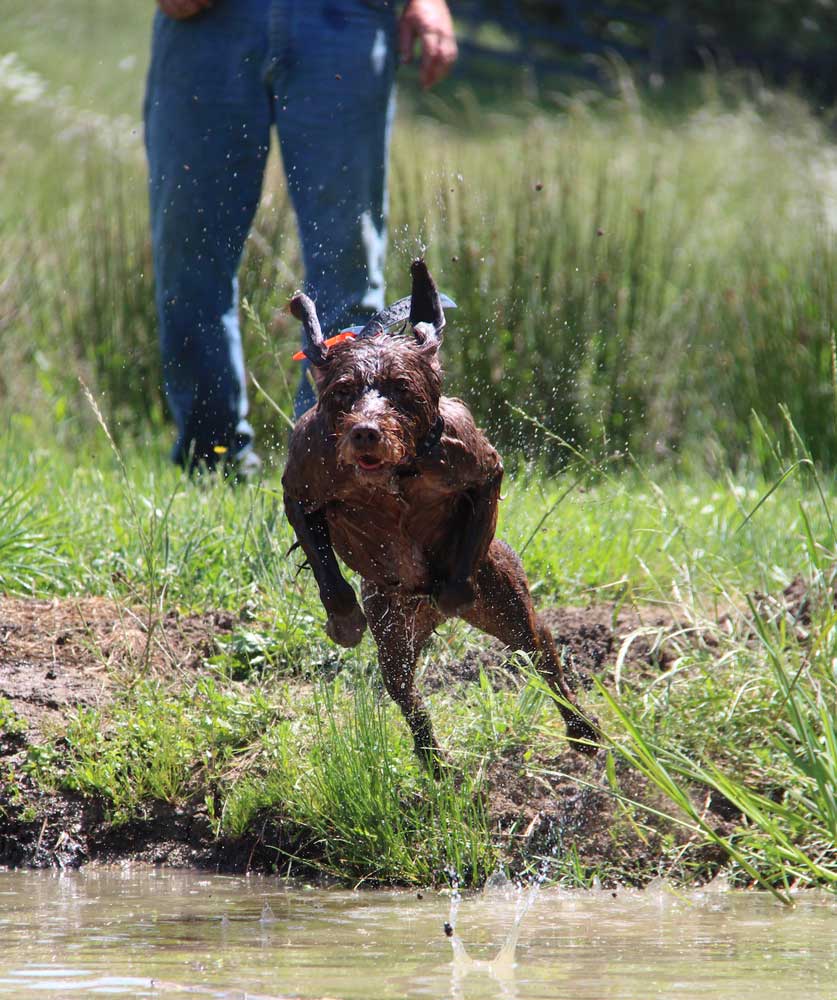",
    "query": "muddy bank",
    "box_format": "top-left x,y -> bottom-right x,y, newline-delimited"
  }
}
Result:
0,594 -> 724,880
